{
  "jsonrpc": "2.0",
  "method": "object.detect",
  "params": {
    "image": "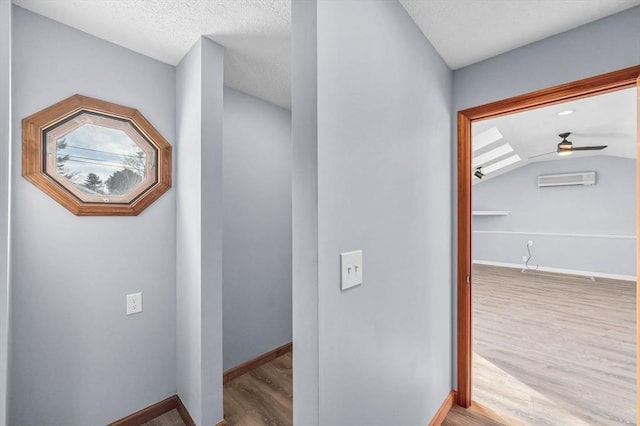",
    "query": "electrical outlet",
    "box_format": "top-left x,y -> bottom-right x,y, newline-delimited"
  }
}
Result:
527,240 -> 533,247
126,292 -> 142,315
522,255 -> 528,262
